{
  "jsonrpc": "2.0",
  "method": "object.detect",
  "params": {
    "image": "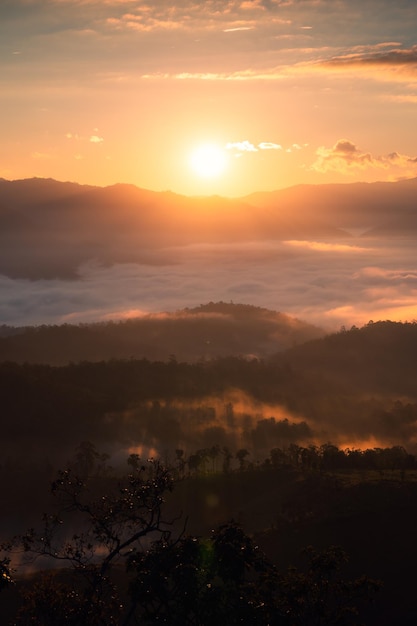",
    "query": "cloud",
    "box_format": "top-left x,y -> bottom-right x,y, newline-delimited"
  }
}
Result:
225,140 -> 305,156
304,44 -> 417,84
226,140 -> 258,152
2,232 -> 417,332
223,26 -> 255,32
354,267 -> 417,285
10,0 -> 414,91
310,139 -> 417,177
66,131 -> 104,144
258,142 -> 282,150
102,0 -> 277,34
311,140 -> 384,174
322,44 -> 417,70
139,41 -> 417,81
286,143 -> 307,153
3,1 -> 416,86
386,151 -> 417,167
285,240 -> 366,253
141,68 -> 288,81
